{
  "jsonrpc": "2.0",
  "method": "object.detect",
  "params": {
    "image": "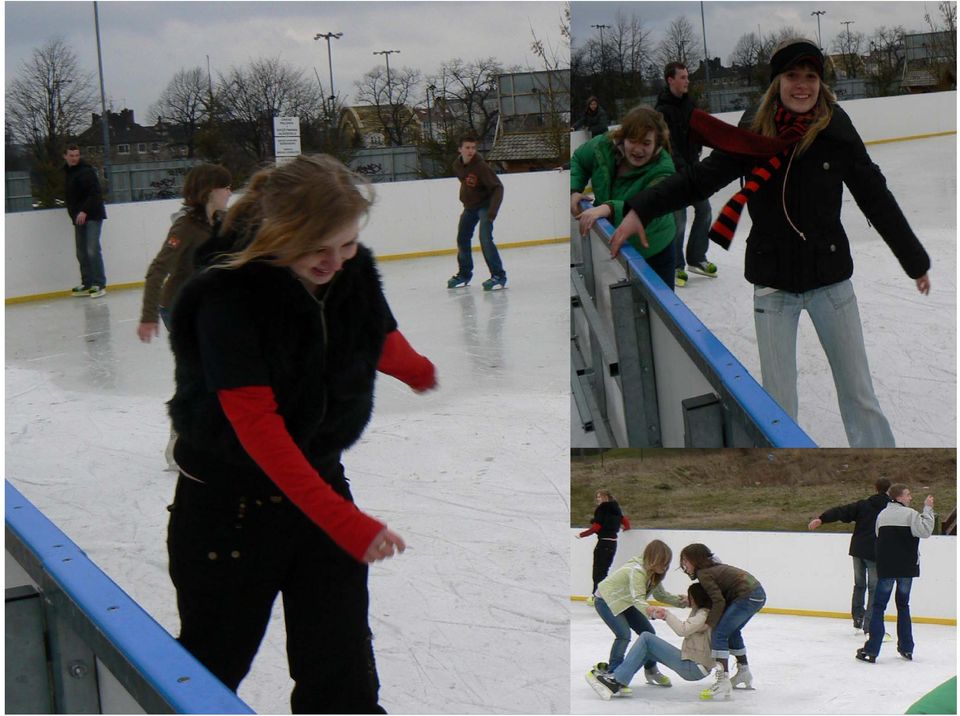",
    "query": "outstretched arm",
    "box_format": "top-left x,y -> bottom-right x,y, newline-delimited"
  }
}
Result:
377,329 -> 437,392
